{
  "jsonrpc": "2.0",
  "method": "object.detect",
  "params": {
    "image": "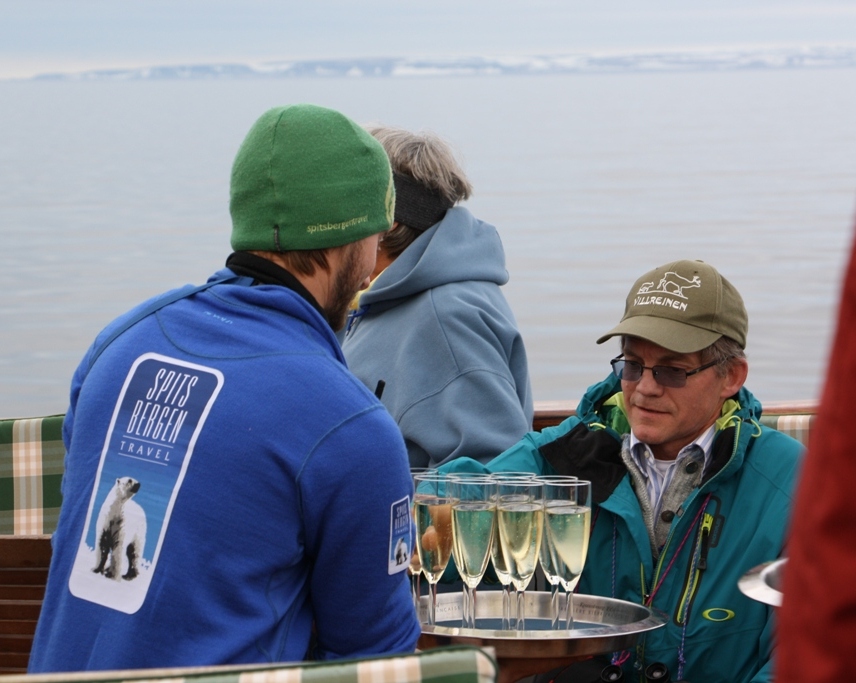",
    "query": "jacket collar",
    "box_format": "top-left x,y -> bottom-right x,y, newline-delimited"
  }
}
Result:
561,374 -> 762,499
225,252 -> 327,324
